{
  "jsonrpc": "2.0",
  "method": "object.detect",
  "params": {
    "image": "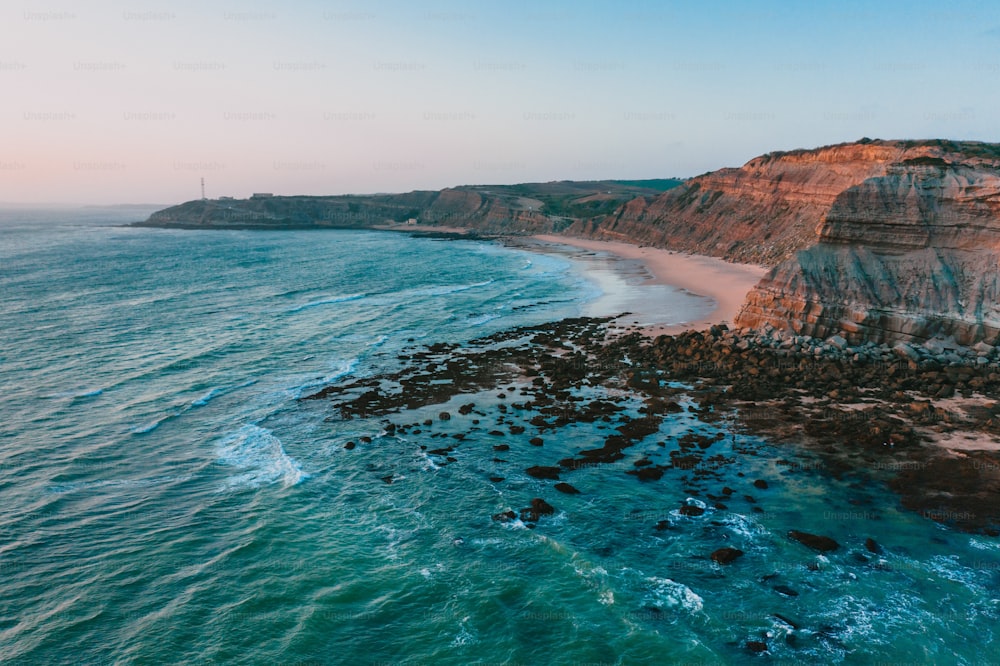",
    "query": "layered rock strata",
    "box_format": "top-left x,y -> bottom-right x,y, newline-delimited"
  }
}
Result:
736,142 -> 1000,344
